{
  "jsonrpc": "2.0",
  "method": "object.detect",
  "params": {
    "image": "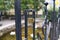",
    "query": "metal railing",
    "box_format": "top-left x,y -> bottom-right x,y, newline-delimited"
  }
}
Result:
14,0 -> 60,40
